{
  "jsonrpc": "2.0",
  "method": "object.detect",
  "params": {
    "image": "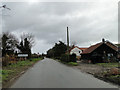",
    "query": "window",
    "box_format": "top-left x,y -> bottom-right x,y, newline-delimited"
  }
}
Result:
108,53 -> 113,57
